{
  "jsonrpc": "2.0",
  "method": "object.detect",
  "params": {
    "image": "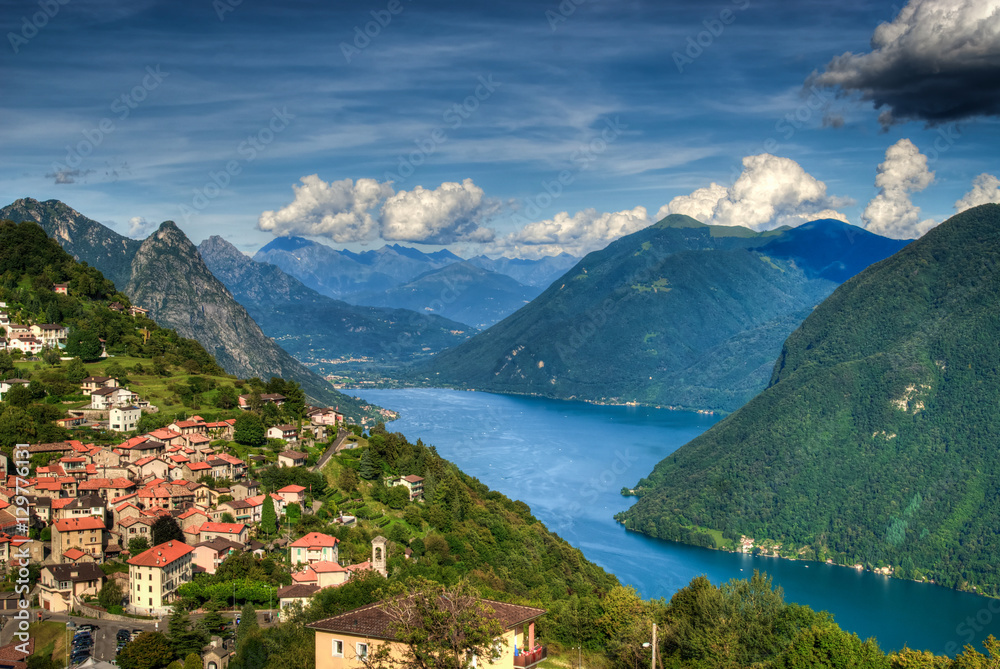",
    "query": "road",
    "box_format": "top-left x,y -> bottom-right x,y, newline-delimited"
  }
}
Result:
311,430 -> 348,472
18,609 -> 277,665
